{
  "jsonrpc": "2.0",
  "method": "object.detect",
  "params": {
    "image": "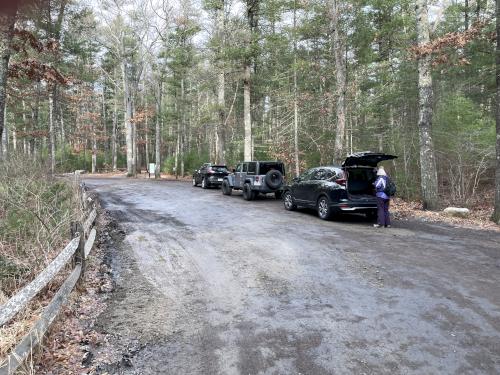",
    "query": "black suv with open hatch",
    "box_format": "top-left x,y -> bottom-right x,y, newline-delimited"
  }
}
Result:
282,152 -> 396,219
